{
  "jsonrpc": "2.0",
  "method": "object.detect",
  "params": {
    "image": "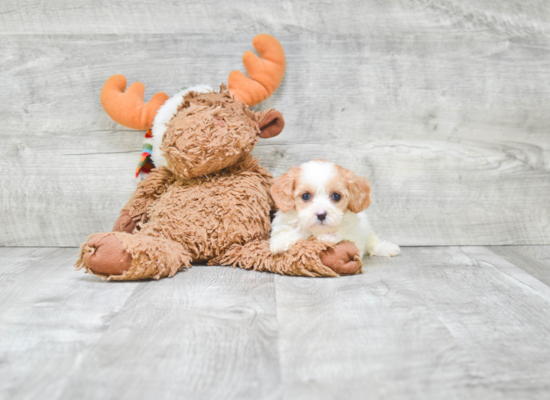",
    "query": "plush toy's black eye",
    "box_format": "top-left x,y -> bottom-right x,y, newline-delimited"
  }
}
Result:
331,193 -> 342,202
301,193 -> 311,201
